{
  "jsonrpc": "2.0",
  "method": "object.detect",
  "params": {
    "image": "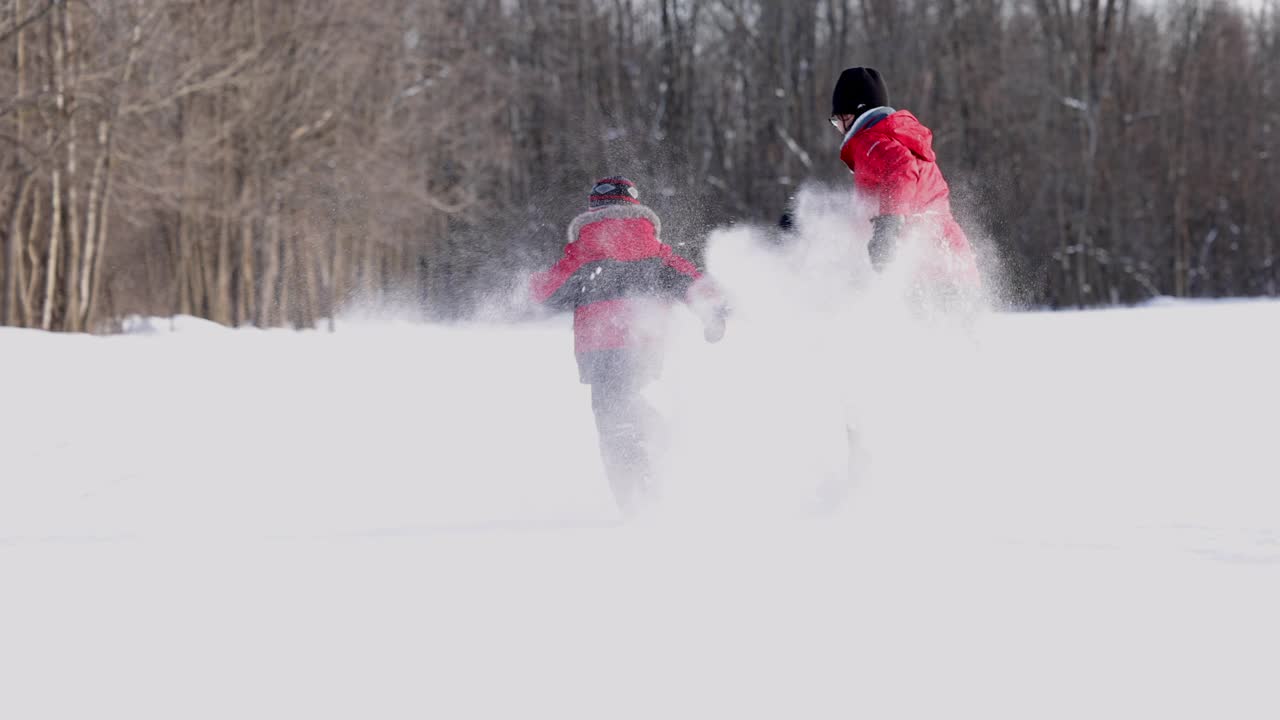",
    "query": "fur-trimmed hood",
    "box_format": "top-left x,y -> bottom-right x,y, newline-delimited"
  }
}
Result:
567,203 -> 662,244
